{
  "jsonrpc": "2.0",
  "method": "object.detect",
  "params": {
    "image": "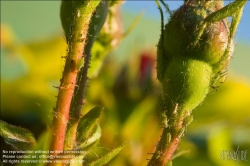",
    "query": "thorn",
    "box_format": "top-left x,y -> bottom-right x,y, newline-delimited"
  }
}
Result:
68,116 -> 76,120
147,152 -> 154,155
